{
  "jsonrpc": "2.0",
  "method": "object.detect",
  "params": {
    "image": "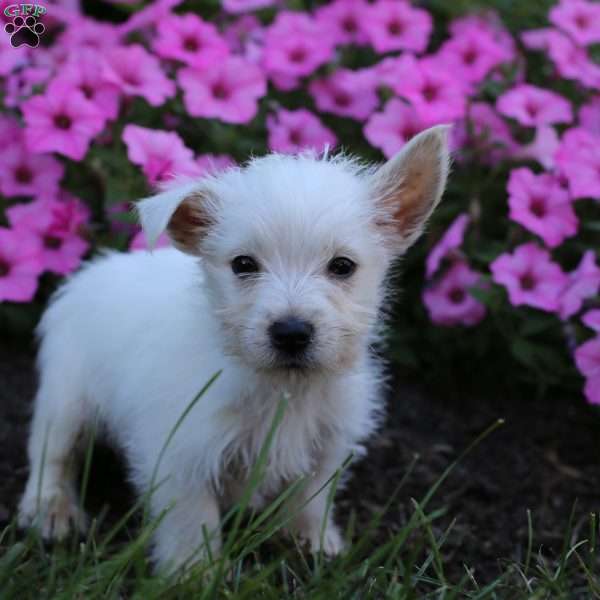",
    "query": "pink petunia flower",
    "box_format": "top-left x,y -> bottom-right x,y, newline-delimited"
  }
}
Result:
122,125 -> 197,185
0,227 -> 44,302
222,0 -> 277,12
436,25 -> 512,84
25,42 -> 64,71
178,56 -> 266,124
194,154 -> 236,176
223,15 -> 264,62
452,102 -> 517,164
363,0 -> 432,54
423,261 -> 486,326
0,141 -> 64,198
521,28 -> 561,50
262,12 -> 334,87
558,251 -> 600,319
574,337 -> 600,405
315,0 -> 370,46
513,125 -> 560,170
153,154 -> 236,181
4,65 -> 52,108
117,0 -> 184,36
426,213 -> 470,278
579,97 -> 600,137
449,12 -> 517,61
6,195 -> 89,276
57,16 -> 121,52
21,80 -> 105,161
490,243 -> 568,312
582,310 -> 600,333
554,127 -> 600,199
309,69 -> 379,121
37,0 -> 81,22
266,108 -> 337,154
130,230 -> 171,252
103,44 -> 175,107
550,0 -> 600,46
376,53 -> 417,90
496,84 -> 573,127
153,13 -> 230,69
0,115 -> 21,145
55,50 -> 120,122
363,98 -> 427,159
392,56 -> 468,126
0,28 -> 29,76
522,28 -> 600,90
507,168 -> 578,248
